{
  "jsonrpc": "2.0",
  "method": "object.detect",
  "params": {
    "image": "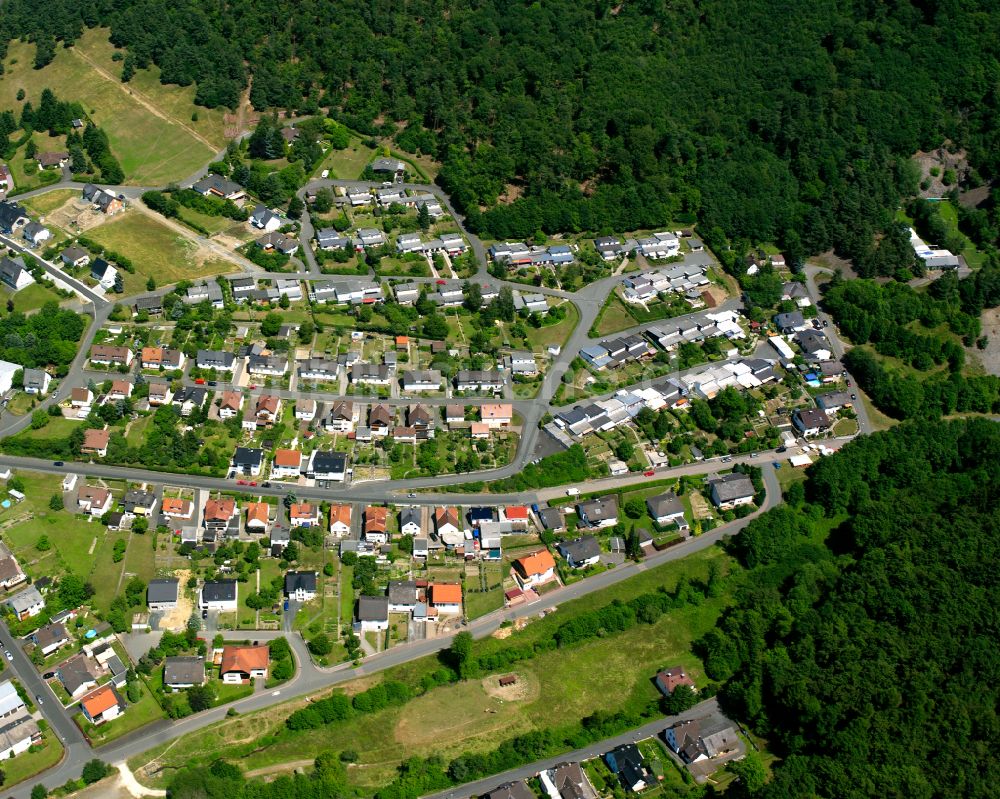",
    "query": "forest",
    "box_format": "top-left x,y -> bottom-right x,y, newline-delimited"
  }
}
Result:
699,419 -> 1000,798
3,1 -> 1000,269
